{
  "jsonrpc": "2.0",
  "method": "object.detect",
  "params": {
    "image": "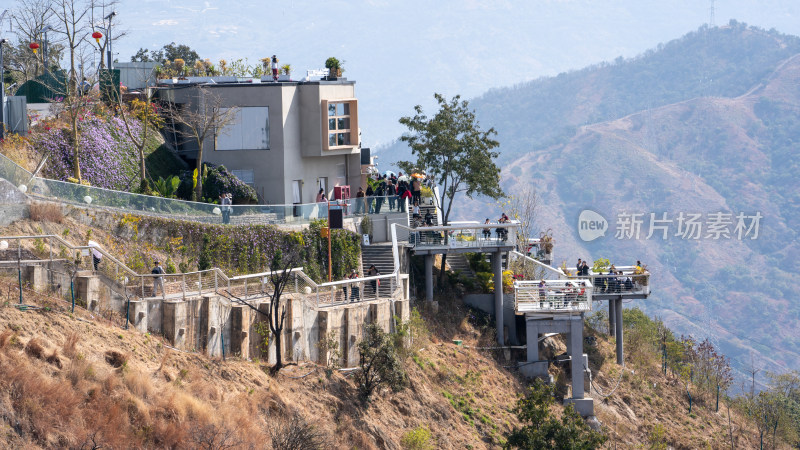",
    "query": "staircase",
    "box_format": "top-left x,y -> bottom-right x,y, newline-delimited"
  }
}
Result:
410,204 -> 439,227
446,253 -> 474,277
361,243 -> 396,297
